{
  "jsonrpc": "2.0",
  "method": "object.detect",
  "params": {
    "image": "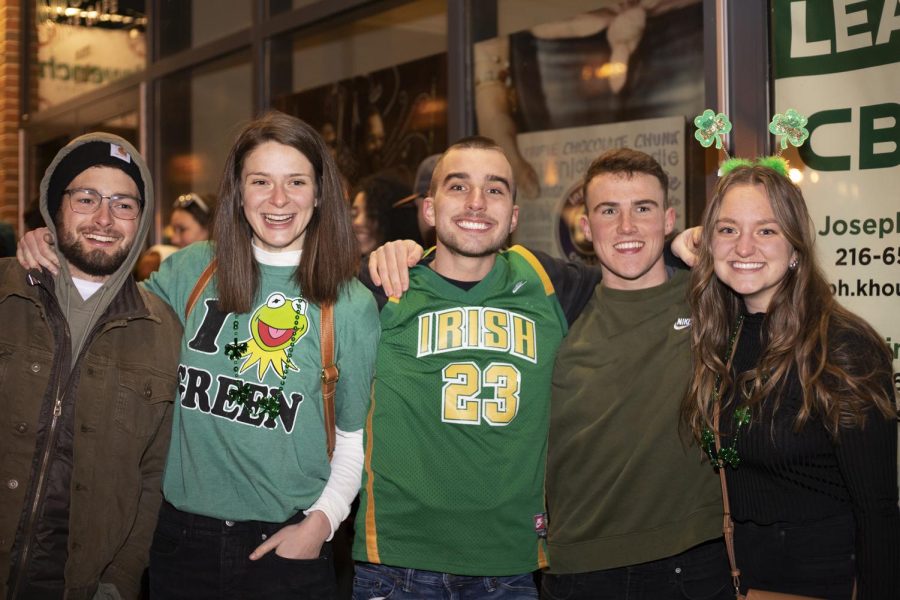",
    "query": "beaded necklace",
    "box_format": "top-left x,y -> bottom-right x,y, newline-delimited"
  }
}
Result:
701,314 -> 750,469
223,309 -> 302,420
